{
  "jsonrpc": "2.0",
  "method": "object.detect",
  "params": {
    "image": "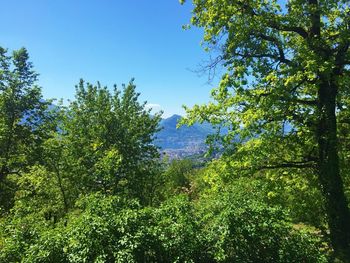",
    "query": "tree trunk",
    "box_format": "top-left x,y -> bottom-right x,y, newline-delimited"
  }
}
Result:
317,78 -> 350,260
